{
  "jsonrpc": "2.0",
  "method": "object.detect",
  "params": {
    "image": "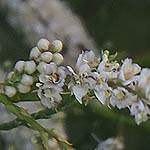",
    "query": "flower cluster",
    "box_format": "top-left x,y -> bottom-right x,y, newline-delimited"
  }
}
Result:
67,50 -> 150,125
2,38 -> 150,125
